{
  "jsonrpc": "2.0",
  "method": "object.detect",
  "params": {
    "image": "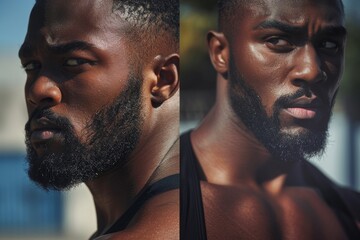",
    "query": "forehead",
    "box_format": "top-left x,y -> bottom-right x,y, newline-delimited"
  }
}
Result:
235,0 -> 344,27
40,0 -> 111,26
23,0 -> 125,51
